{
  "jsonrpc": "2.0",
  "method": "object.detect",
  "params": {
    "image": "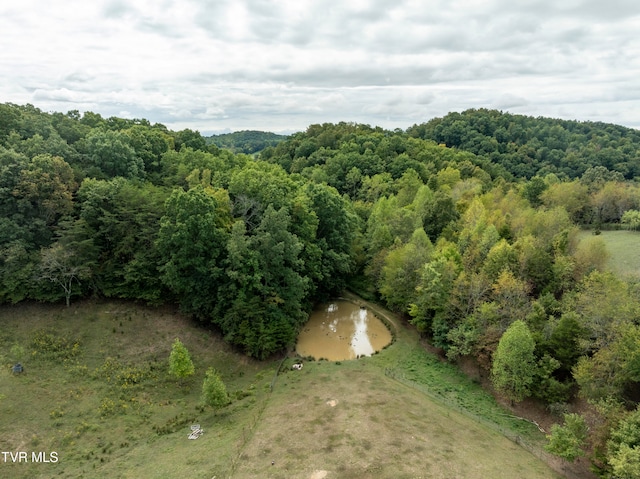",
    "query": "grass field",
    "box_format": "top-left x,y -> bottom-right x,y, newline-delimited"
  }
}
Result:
0,299 -> 566,478
577,229 -> 640,278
